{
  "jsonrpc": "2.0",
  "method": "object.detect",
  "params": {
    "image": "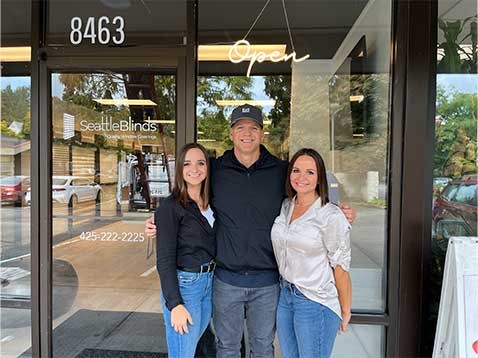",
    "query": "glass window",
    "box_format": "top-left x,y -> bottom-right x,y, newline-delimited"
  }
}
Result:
196,75 -> 290,159
198,1 -> 391,355
332,324 -> 385,358
454,184 -> 477,206
441,183 -> 459,201
0,76 -> 32,357
1,4 -> 32,355
51,71 -> 176,357
425,0 -> 478,353
47,0 -> 186,48
53,178 -> 68,186
199,0 -> 392,314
